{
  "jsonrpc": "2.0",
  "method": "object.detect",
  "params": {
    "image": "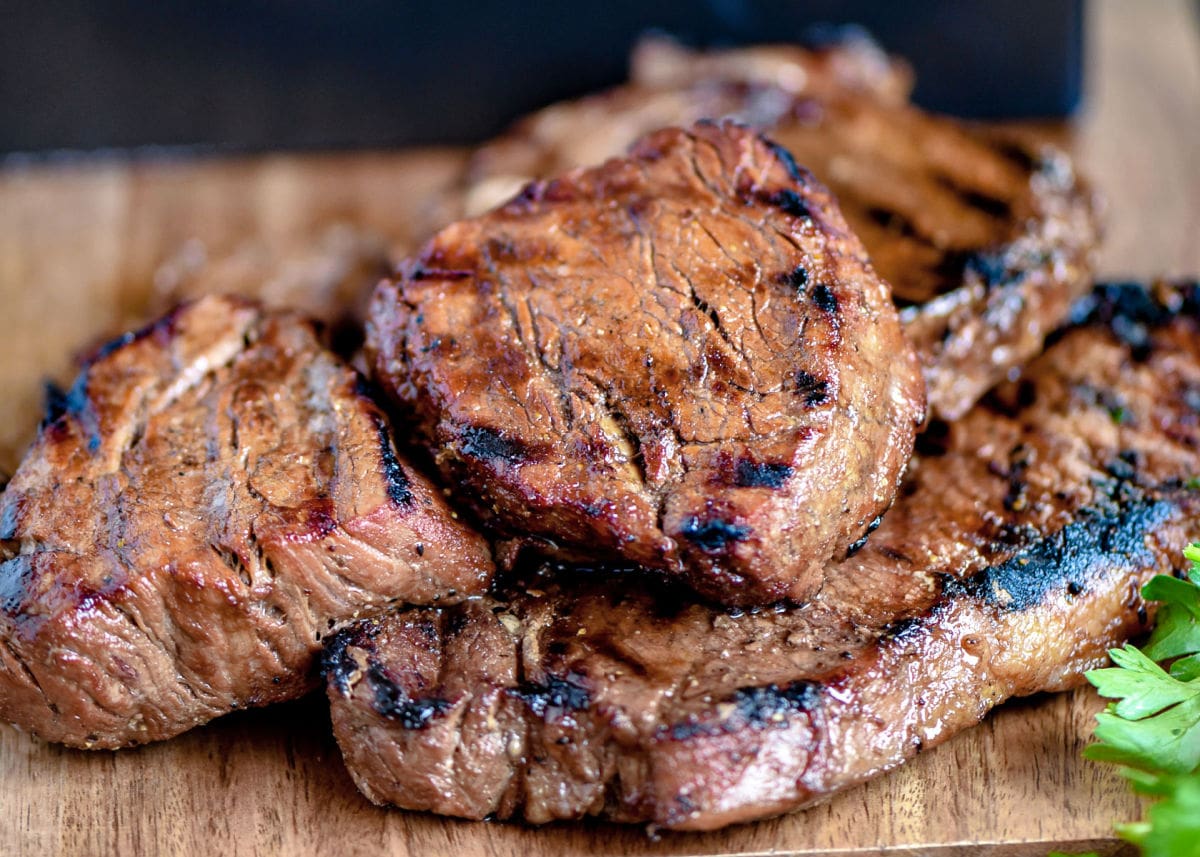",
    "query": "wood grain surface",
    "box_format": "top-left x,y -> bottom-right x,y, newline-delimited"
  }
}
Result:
2,1 -> 1198,855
